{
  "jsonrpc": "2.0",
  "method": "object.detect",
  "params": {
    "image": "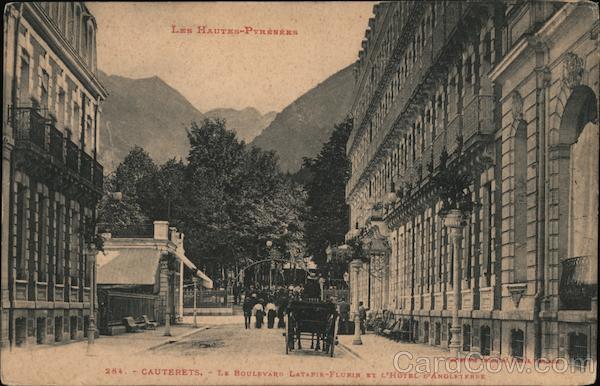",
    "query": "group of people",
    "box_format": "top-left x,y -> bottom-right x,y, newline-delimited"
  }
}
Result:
241,285 -> 290,329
